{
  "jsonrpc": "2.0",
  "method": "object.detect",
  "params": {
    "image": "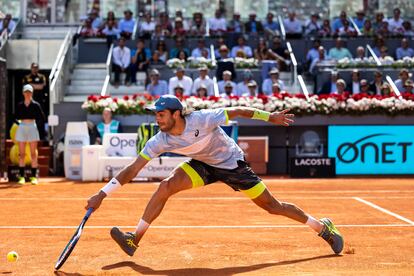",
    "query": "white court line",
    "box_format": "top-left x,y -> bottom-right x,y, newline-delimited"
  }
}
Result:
0,224 -> 412,229
353,197 -> 414,226
1,196 -> 414,201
